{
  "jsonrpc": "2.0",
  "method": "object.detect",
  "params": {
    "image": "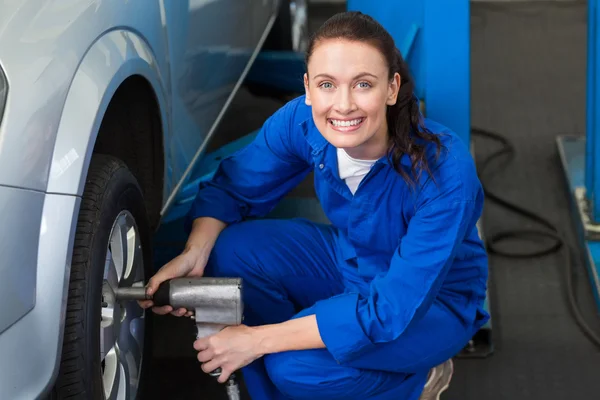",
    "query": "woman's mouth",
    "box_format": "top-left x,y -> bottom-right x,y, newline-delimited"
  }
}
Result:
328,117 -> 365,132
